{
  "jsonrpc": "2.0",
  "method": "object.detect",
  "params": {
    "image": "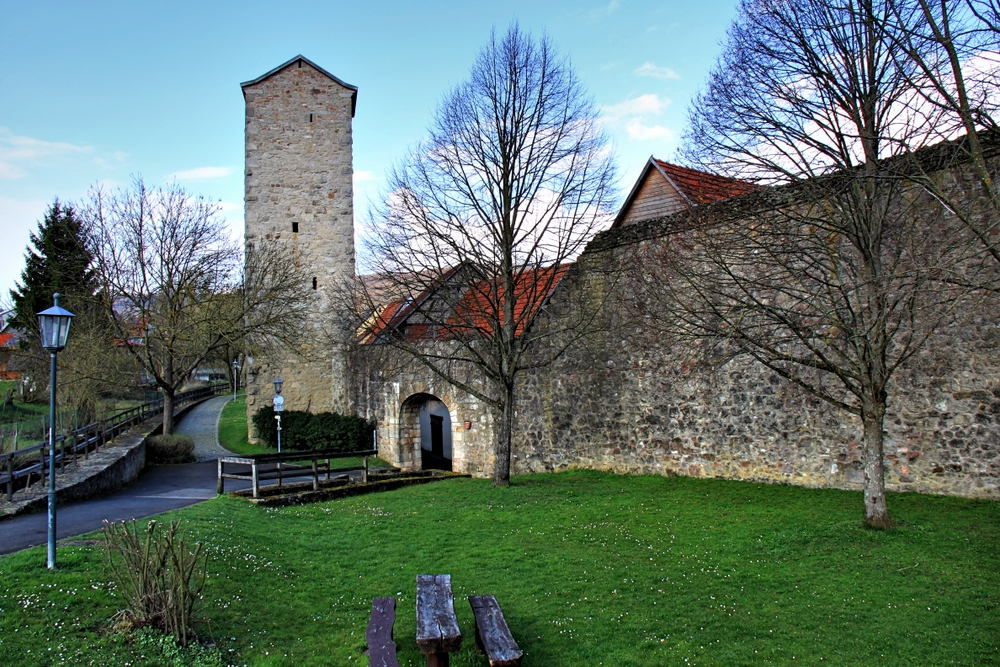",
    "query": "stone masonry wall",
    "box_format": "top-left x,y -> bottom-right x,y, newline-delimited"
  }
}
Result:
355,346 -> 495,476
243,59 -> 356,432
513,254 -> 1000,498
508,159 -> 1000,498
364,149 -> 1000,498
